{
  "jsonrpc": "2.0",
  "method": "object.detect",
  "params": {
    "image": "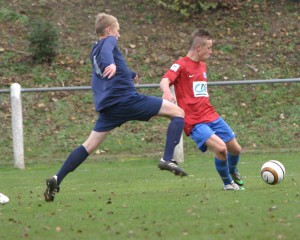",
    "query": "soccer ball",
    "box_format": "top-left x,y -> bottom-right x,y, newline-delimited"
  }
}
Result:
261,160 -> 285,185
0,193 -> 9,205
